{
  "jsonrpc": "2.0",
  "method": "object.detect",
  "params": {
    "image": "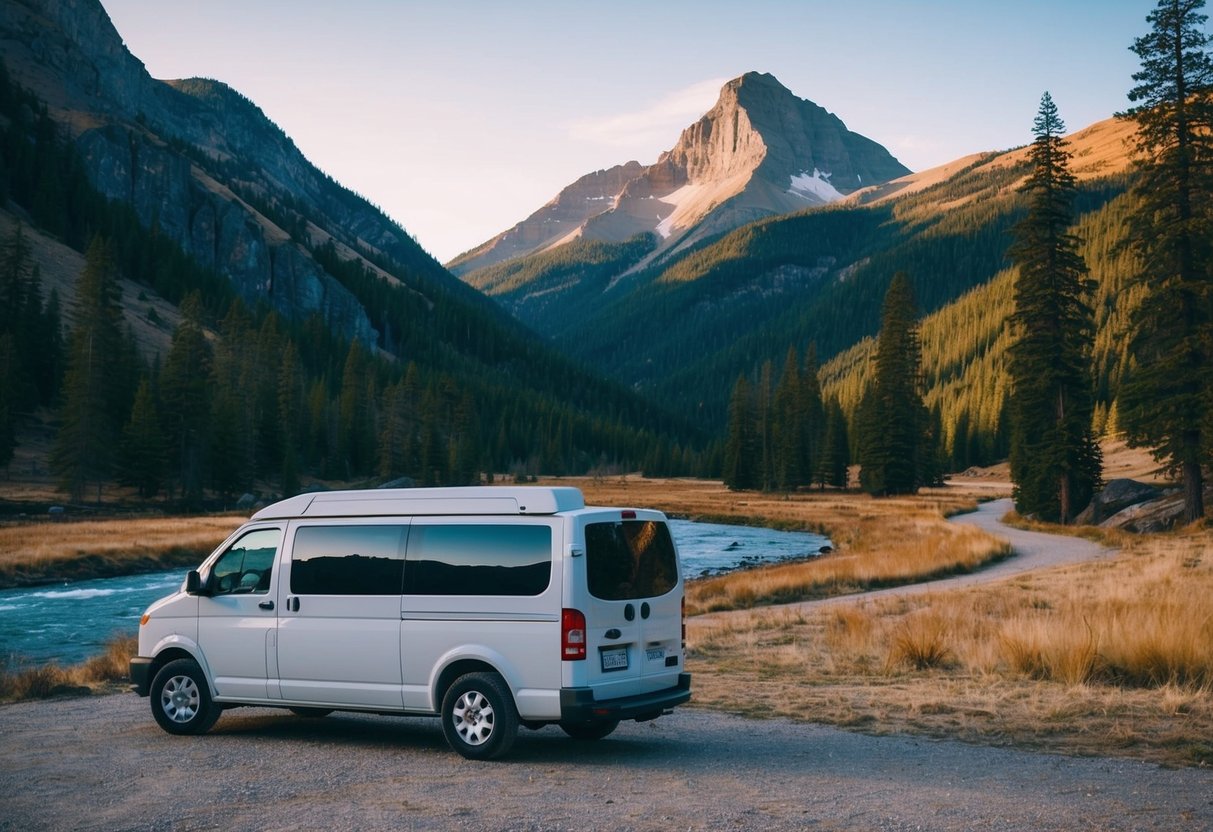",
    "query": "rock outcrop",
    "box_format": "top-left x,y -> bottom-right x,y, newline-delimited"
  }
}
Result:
1074,478 -> 1165,525
450,72 -> 909,276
